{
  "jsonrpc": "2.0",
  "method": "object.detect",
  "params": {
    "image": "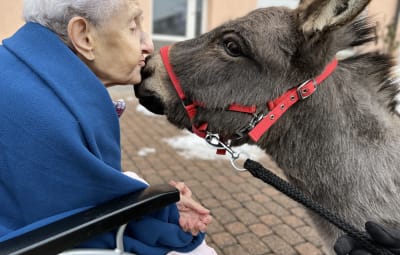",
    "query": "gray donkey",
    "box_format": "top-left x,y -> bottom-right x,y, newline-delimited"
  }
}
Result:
135,0 -> 400,253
